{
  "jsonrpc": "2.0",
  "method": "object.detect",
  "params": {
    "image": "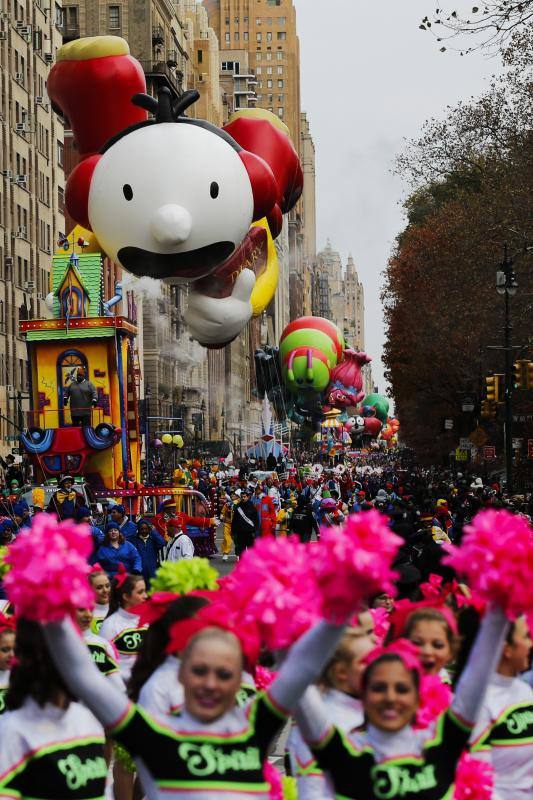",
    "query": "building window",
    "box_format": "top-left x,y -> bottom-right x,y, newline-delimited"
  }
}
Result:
57,140 -> 64,167
277,66 -> 283,74
277,51 -> 284,60
266,52 -> 272,60
277,31 -> 287,40
267,79 -> 273,88
243,16 -> 248,24
256,53 -> 262,61
256,17 -> 261,25
243,31 -> 248,41
267,0 -> 281,5
256,32 -> 262,41
256,67 -> 262,75
66,5 -> 78,28
234,31 -> 239,40
108,5 -> 121,29
266,31 -> 272,41
198,49 -> 203,63
225,32 -> 230,42
58,186 -> 65,213
278,79 -> 284,88
234,16 -> 239,25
